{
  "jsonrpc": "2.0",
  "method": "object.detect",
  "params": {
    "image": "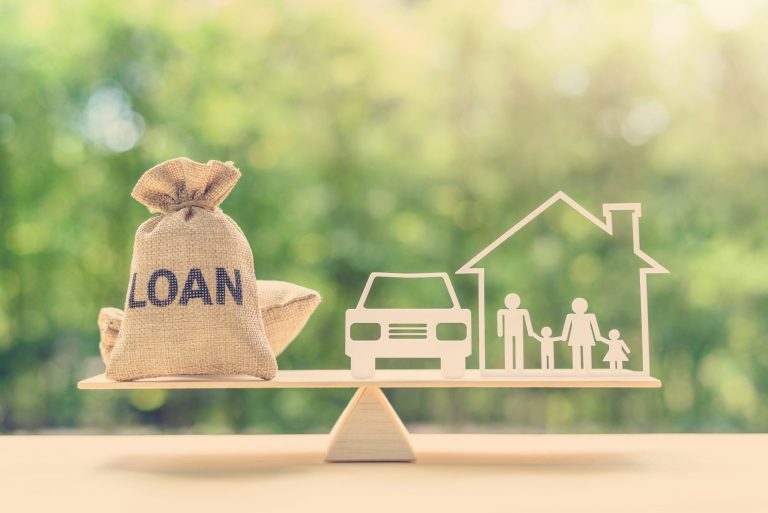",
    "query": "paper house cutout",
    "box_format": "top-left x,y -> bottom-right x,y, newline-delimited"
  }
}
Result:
457,191 -> 668,376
